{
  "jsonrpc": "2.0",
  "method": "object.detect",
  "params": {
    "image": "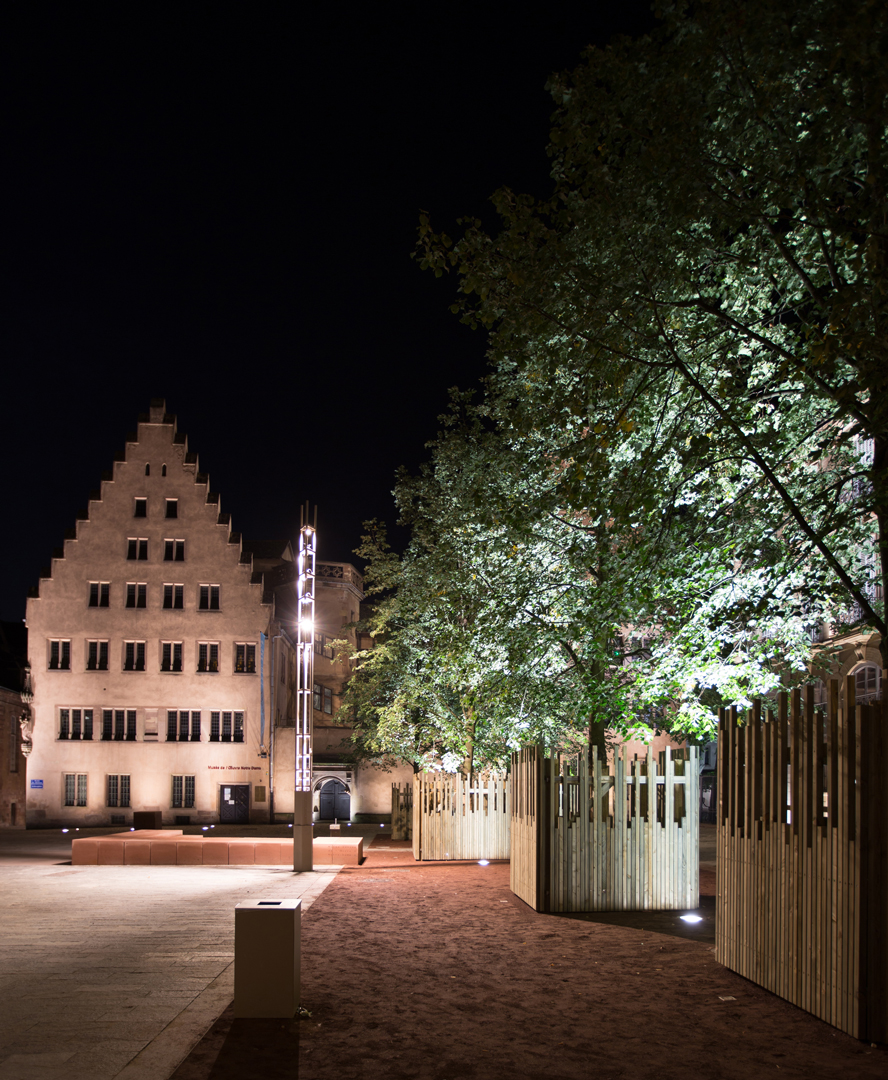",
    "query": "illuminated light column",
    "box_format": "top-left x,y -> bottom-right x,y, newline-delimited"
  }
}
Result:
294,503 -> 316,871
